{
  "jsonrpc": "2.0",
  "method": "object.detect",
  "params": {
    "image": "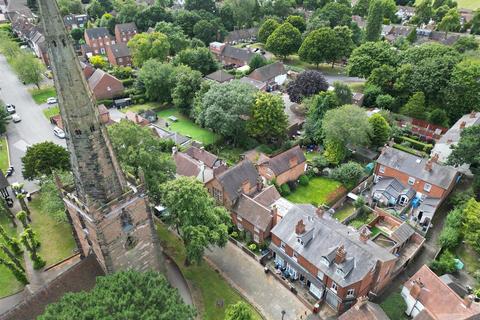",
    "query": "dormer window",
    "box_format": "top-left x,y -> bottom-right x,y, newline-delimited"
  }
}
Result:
321,256 -> 330,266
297,238 -> 304,245
335,268 -> 345,278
